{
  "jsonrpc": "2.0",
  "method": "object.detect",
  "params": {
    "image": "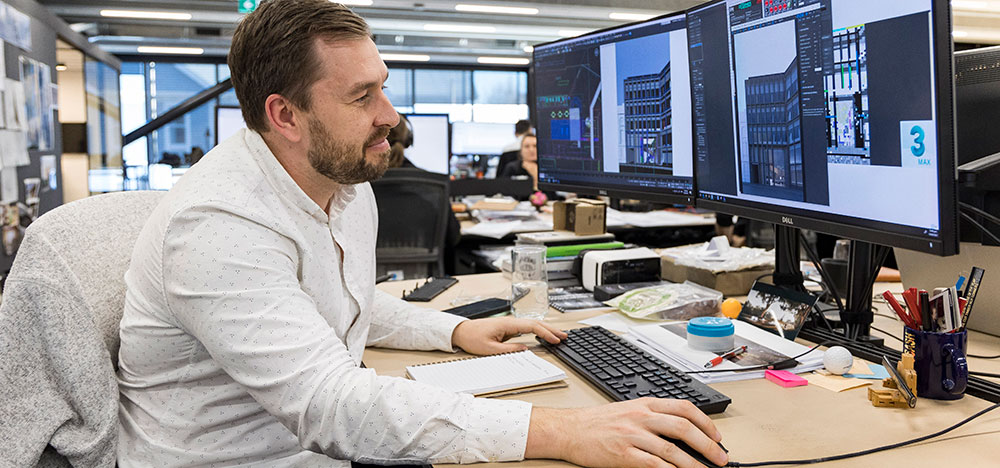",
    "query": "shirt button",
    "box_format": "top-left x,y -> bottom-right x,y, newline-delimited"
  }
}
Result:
489,456 -> 498,463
